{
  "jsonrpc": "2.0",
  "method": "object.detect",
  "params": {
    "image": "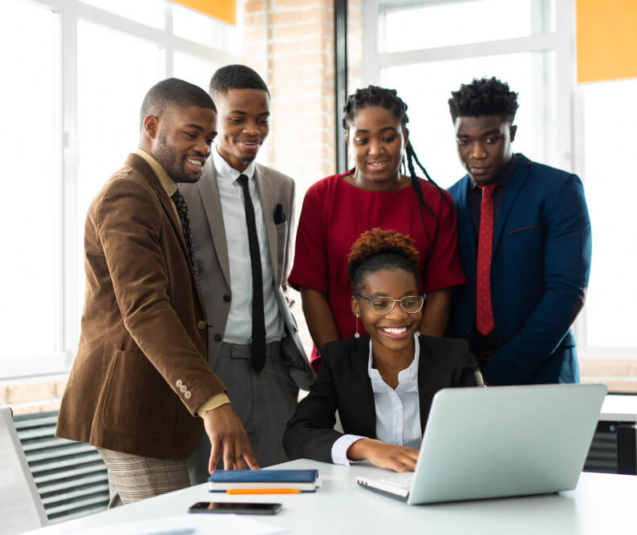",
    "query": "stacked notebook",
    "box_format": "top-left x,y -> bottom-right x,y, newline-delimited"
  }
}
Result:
208,469 -> 319,492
